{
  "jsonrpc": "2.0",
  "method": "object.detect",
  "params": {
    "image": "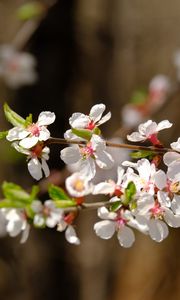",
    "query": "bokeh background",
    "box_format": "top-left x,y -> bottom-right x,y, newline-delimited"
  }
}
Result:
0,0 -> 180,299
